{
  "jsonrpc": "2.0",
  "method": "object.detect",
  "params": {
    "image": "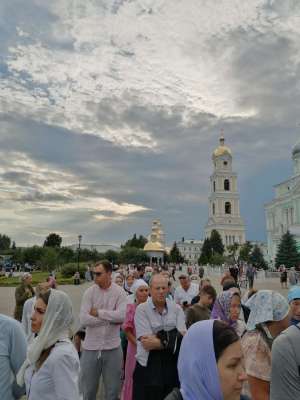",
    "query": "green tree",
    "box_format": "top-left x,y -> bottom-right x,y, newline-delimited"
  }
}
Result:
275,231 -> 300,269
0,234 -> 11,251
199,238 -> 212,264
250,245 -> 268,270
118,247 -> 148,264
58,247 -> 75,265
11,248 -> 24,265
227,243 -> 239,259
239,241 -> 253,262
104,250 -> 120,265
123,234 -> 148,249
40,247 -> 58,271
210,230 -> 224,255
23,246 -> 44,266
11,241 -> 16,250
169,242 -> 184,263
210,253 -> 226,266
43,233 -> 62,248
